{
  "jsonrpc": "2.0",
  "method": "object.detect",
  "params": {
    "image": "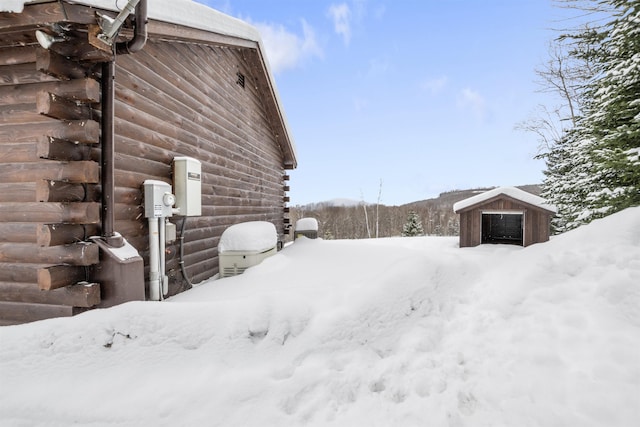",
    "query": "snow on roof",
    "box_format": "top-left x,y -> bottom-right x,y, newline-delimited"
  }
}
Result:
77,0 -> 260,41
1,0 -> 26,12
2,1 -> 259,40
453,186 -> 557,213
218,221 -> 277,253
